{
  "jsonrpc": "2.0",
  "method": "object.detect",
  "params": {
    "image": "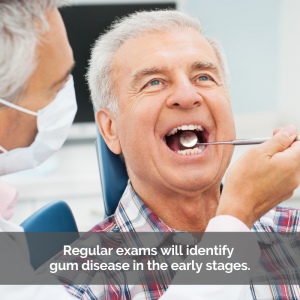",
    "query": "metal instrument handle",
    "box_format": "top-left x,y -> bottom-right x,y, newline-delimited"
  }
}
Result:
198,134 -> 300,146
232,137 -> 270,145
